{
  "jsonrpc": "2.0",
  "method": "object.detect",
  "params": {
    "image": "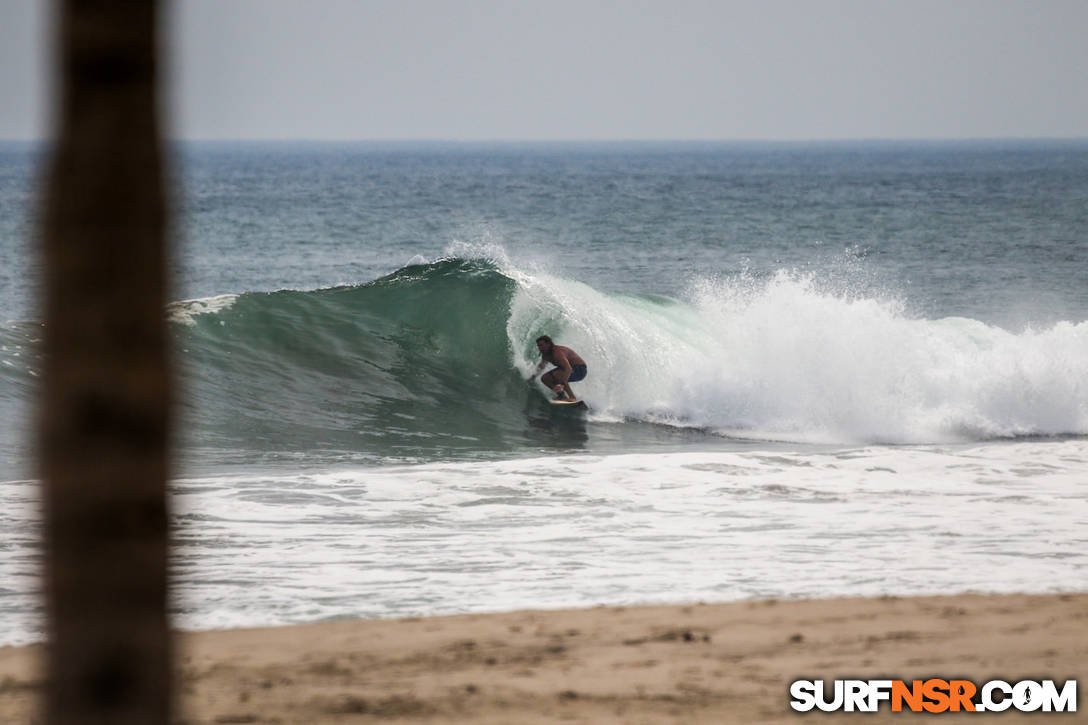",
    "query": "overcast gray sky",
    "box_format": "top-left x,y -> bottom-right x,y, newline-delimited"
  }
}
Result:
3,0 -> 1088,140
